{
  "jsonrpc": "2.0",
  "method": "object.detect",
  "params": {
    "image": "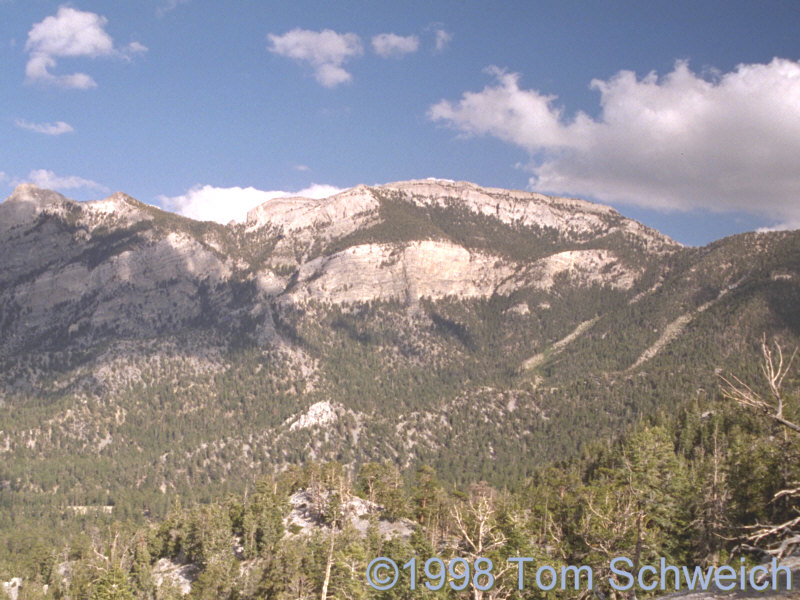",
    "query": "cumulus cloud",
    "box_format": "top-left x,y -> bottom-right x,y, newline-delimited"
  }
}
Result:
429,59 -> 800,225
758,220 -> 800,233
434,29 -> 452,52
372,33 -> 419,58
160,183 -> 344,224
24,6 -> 147,88
15,118 -> 74,135
22,169 -> 107,191
268,28 -> 363,87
